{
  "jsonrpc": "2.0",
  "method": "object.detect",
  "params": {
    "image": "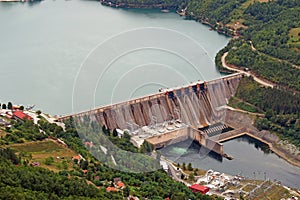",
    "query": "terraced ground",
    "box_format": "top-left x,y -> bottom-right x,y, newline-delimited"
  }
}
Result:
9,140 -> 77,172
